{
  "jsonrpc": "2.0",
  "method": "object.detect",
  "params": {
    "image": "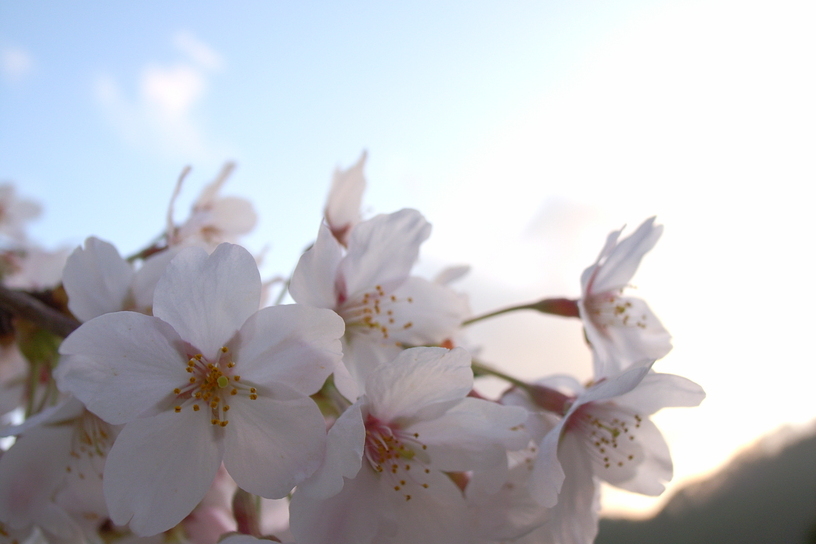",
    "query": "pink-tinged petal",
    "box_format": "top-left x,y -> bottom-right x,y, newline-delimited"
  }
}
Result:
366,347 -> 473,424
616,372 -> 706,415
603,415 -> 672,495
538,431 -> 600,544
591,217 -> 662,294
208,196 -> 257,238
466,459 -> 550,542
63,237 -> 134,322
232,305 -> 344,396
0,422 -> 74,528
0,396 -> 84,438
298,403 -> 366,500
290,223 -> 345,308
575,402 -> 647,486
340,209 -> 431,298
325,150 -> 367,246
30,501 -> 86,543
289,465 -> 397,544
529,418 -> 567,507
390,468 -> 474,544
223,388 -> 326,499
153,244 -> 261,358
103,409 -> 223,536
385,277 -> 470,344
332,355 -> 359,402
57,312 -> 188,425
580,228 -> 620,293
583,296 -> 672,375
573,363 -> 653,409
131,247 -> 182,311
342,333 -> 401,397
409,399 -> 528,472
